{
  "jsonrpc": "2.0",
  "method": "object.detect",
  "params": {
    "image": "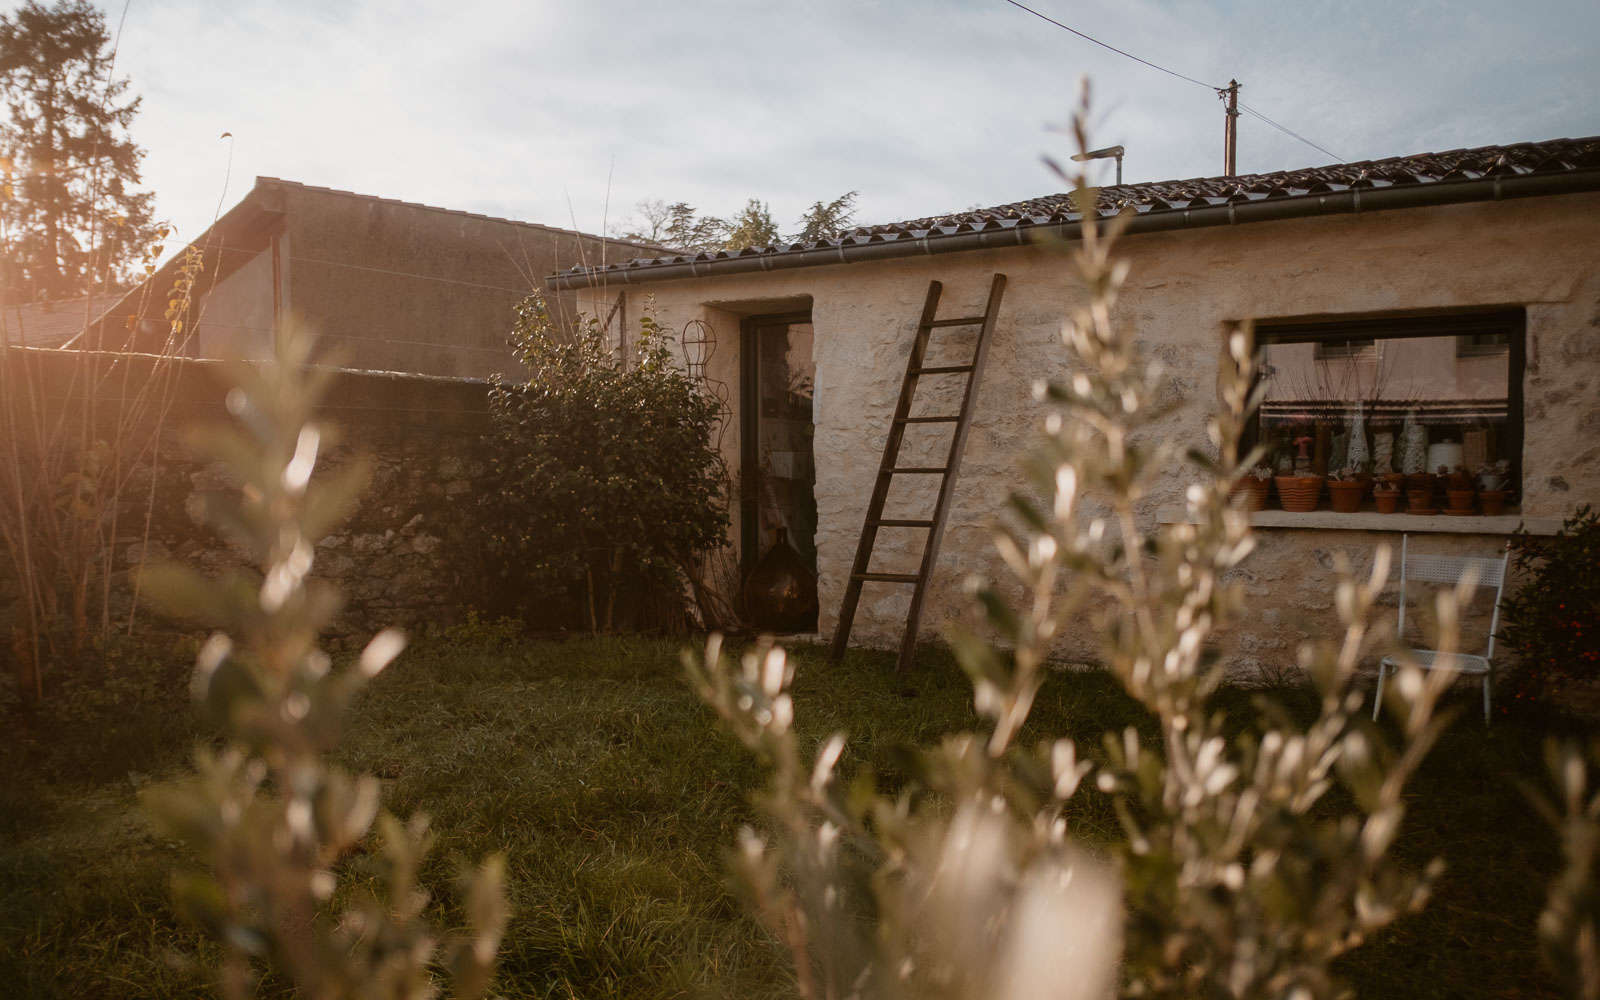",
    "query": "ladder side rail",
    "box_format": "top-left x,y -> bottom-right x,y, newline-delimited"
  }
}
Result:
831,281 -> 945,660
897,273 -> 1008,672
